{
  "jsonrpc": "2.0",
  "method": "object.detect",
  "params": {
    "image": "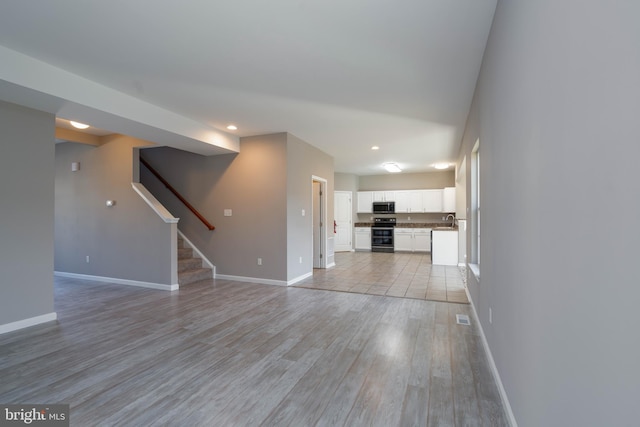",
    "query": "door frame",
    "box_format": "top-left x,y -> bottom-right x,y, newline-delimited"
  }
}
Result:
311,175 -> 327,269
